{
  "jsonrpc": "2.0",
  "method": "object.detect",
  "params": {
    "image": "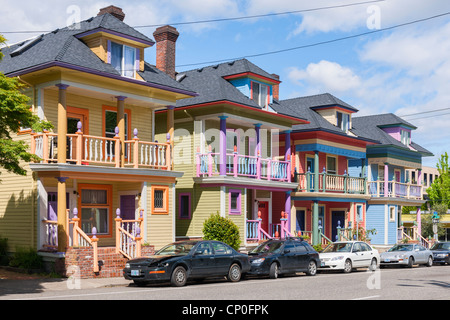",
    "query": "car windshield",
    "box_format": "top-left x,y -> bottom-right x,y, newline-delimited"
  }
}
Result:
251,241 -> 283,254
155,242 -> 197,256
388,244 -> 413,252
431,242 -> 450,250
322,243 -> 352,253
